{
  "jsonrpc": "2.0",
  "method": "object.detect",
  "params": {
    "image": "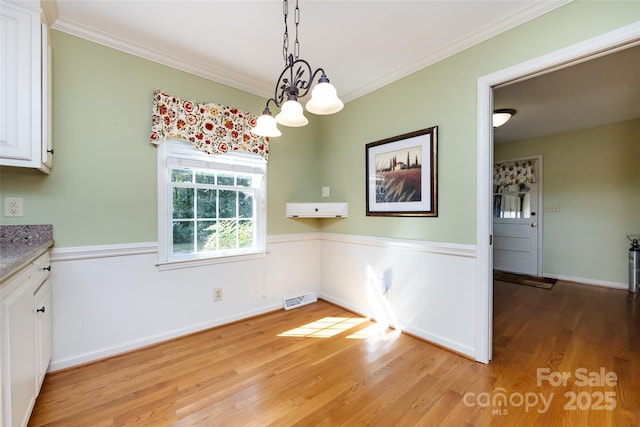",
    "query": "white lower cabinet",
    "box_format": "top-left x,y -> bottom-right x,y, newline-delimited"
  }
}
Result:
1,251 -> 52,427
34,279 -> 52,392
